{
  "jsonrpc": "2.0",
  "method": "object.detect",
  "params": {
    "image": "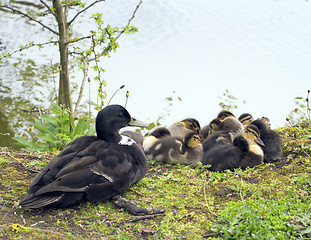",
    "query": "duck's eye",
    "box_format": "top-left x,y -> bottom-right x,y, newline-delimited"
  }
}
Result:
119,113 -> 124,118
